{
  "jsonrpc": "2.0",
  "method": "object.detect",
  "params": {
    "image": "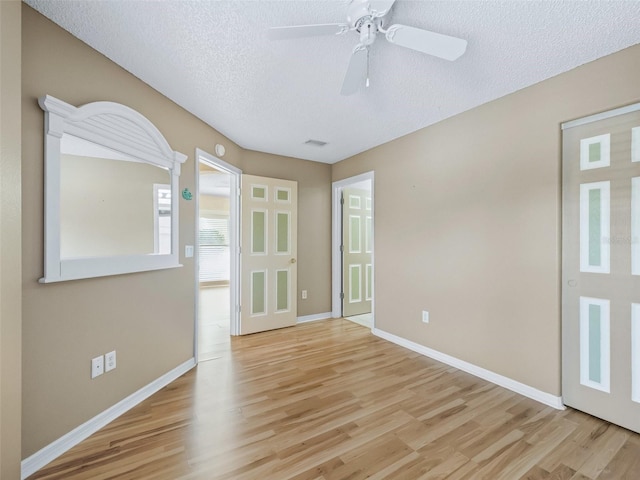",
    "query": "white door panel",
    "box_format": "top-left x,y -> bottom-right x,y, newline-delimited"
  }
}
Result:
240,175 -> 297,334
